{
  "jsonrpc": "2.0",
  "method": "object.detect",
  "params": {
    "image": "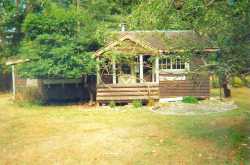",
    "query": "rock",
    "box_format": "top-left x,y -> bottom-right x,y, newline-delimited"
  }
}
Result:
152,106 -> 160,111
